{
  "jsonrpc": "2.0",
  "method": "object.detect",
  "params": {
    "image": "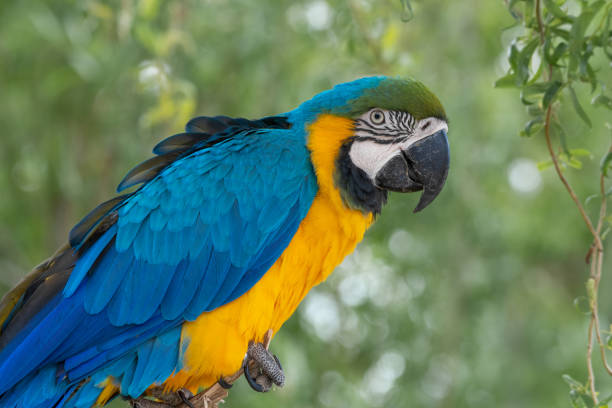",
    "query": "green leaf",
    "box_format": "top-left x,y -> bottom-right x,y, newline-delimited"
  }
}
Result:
527,54 -> 545,84
568,6 -> 596,74
494,73 -> 517,88
517,38 -> 539,85
578,56 -> 598,93
398,0 -> 414,22
568,85 -> 592,127
603,226 -> 612,241
585,194 -> 599,206
569,148 -> 592,157
563,373 -> 585,390
569,157 -> 583,169
592,94 -> 612,110
521,117 -> 544,136
520,82 -> 548,105
546,41 -> 568,66
569,390 -> 588,408
509,41 -> 520,71
569,1 -> 607,72
589,1 -> 607,16
603,9 -> 612,59
537,159 -> 554,170
573,296 -> 591,315
508,0 -> 527,20
543,0 -> 573,23
599,393 -> 612,407
543,80 -> 563,107
553,121 -> 571,155
527,104 -> 544,117
551,27 -> 571,40
601,151 -> 612,177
